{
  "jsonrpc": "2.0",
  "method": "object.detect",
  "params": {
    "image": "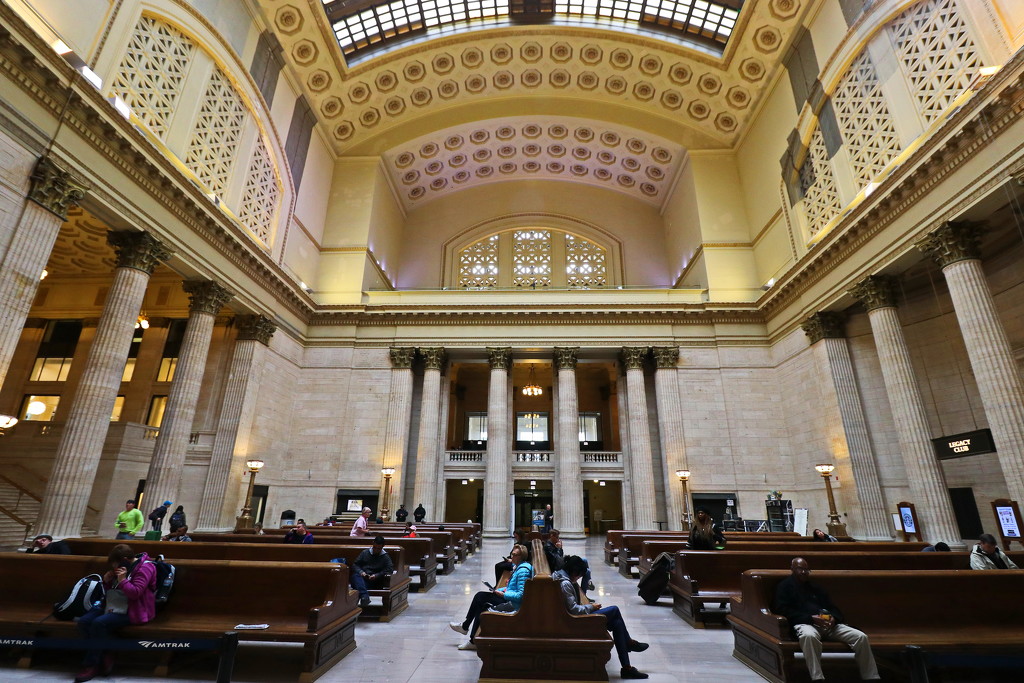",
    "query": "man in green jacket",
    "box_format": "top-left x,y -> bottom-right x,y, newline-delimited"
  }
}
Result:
114,499 -> 144,539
